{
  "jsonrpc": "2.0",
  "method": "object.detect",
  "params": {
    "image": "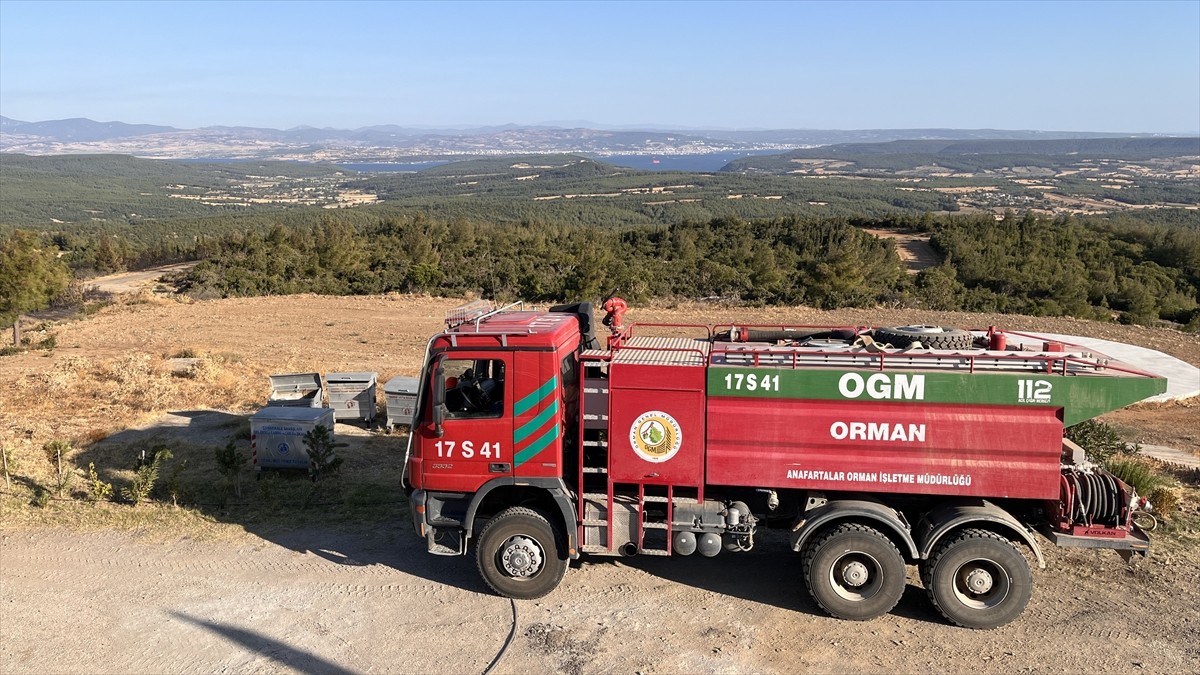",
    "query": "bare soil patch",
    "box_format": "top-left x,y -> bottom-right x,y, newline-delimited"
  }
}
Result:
862,229 -> 942,274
